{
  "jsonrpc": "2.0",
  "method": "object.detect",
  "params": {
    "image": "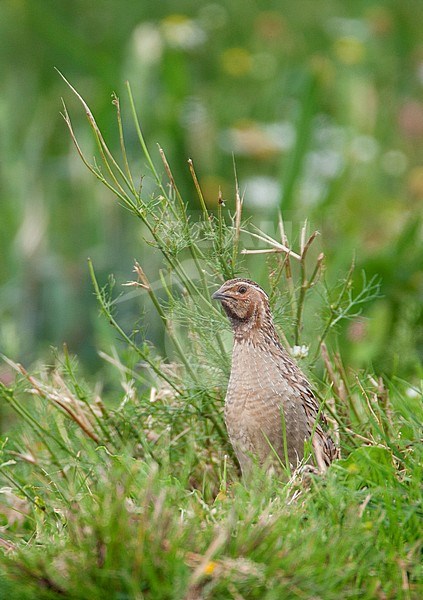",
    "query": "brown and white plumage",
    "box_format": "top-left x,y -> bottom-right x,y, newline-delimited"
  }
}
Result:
212,278 -> 338,477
